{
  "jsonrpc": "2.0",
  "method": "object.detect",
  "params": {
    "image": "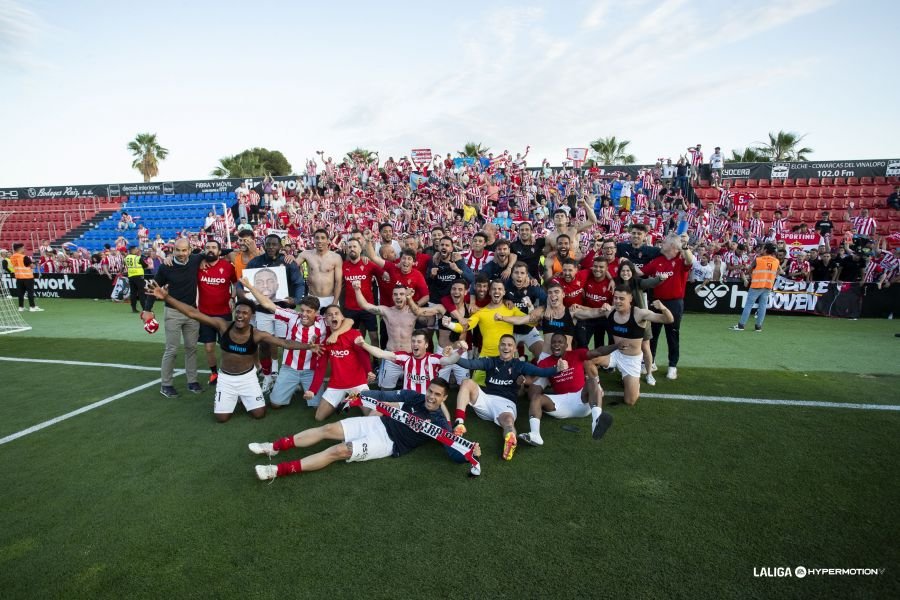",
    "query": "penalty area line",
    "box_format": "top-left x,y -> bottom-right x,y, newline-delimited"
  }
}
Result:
0,356 -> 160,371
0,370 -> 185,446
604,391 -> 900,411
